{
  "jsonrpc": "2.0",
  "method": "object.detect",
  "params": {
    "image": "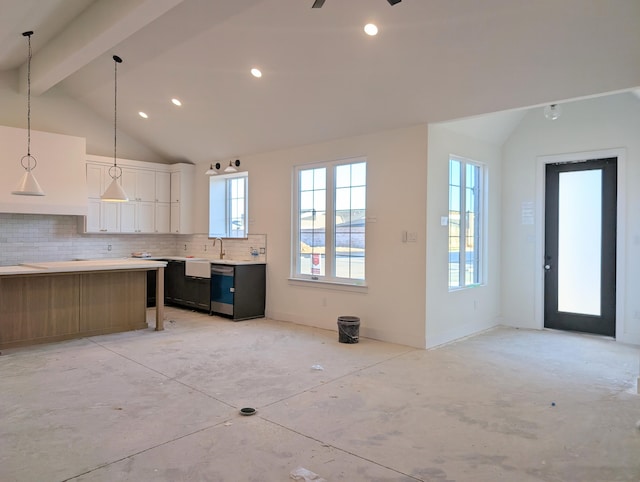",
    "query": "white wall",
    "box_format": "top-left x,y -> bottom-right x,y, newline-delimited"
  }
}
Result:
192,125 -> 429,348
0,70 -> 166,163
502,92 -> 640,345
425,124 -> 503,348
0,125 -> 87,215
